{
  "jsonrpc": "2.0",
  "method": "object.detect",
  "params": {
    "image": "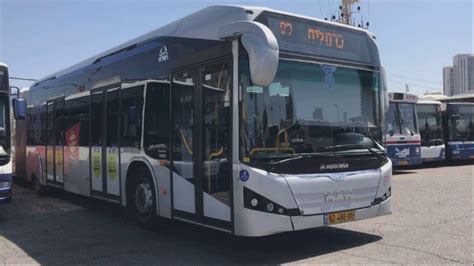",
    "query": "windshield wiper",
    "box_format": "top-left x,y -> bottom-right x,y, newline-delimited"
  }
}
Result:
269,152 -> 337,166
